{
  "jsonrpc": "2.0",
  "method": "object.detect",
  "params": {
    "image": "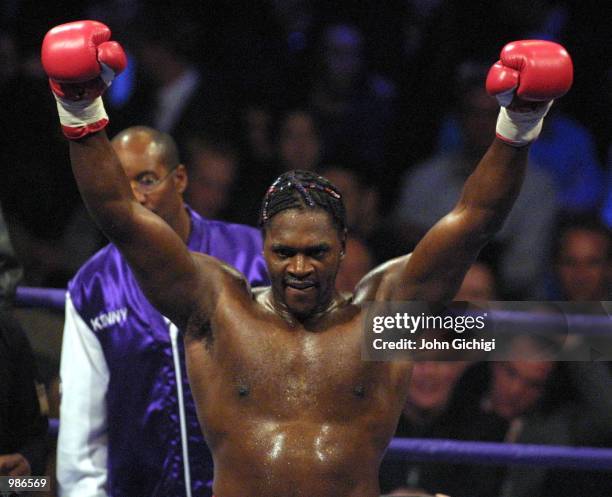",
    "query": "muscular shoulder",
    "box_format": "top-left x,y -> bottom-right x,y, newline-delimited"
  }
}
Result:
191,252 -> 253,298
352,254 -> 413,304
